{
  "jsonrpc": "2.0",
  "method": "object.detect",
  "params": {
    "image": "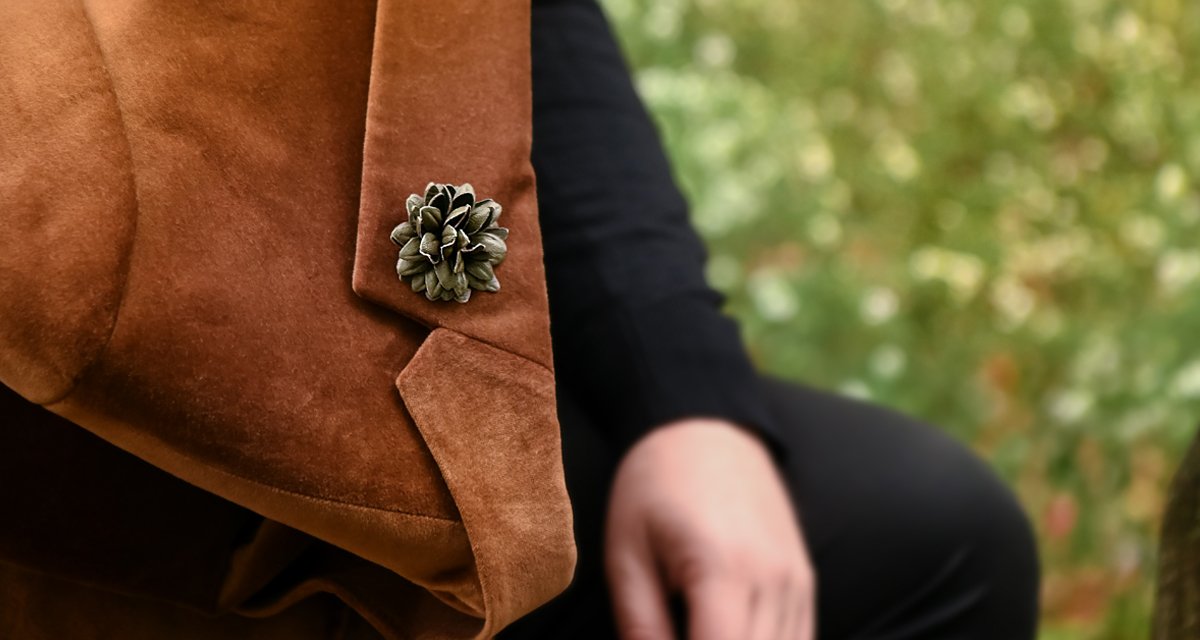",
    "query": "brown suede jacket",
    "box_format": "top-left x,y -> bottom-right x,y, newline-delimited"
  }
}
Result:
0,1 -> 572,638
